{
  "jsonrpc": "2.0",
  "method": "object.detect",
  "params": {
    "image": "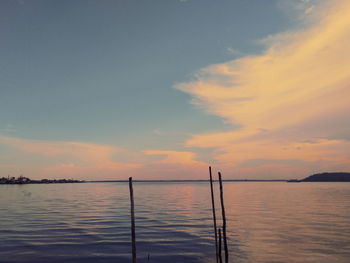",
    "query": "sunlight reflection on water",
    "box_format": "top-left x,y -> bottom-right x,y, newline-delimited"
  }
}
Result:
0,182 -> 349,262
